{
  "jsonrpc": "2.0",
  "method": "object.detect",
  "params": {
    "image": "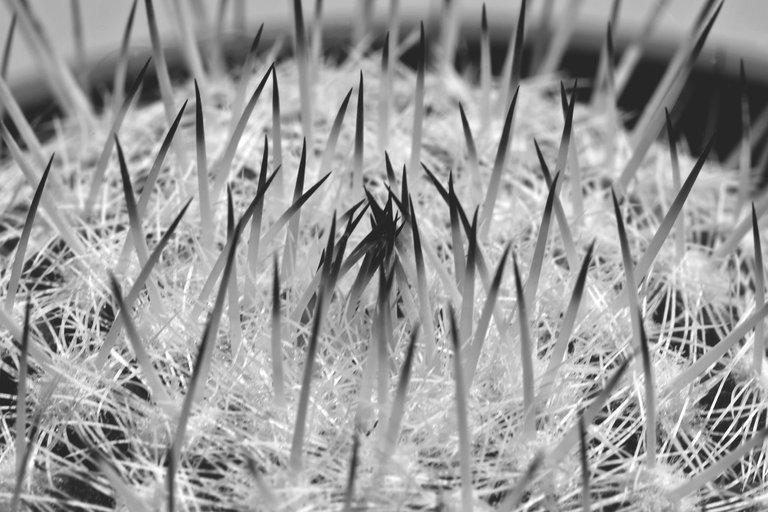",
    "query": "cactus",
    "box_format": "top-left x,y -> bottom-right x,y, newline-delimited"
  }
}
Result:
1,1 -> 767,510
